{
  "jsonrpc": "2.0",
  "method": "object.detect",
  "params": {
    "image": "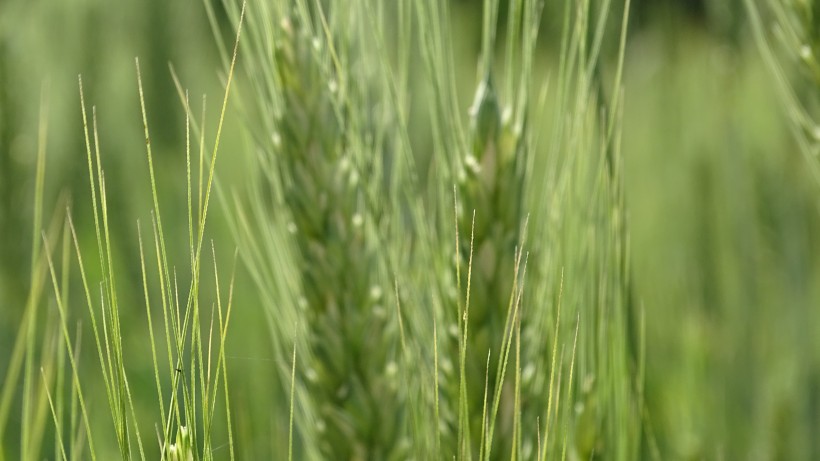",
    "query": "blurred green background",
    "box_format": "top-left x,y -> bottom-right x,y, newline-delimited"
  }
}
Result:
2,0 -> 819,459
